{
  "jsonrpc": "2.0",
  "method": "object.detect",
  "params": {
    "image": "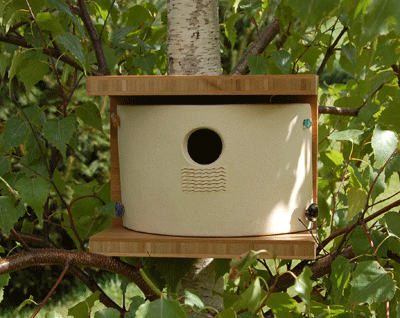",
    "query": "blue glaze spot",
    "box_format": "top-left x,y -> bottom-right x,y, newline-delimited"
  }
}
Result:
303,119 -> 312,129
115,202 -> 125,218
